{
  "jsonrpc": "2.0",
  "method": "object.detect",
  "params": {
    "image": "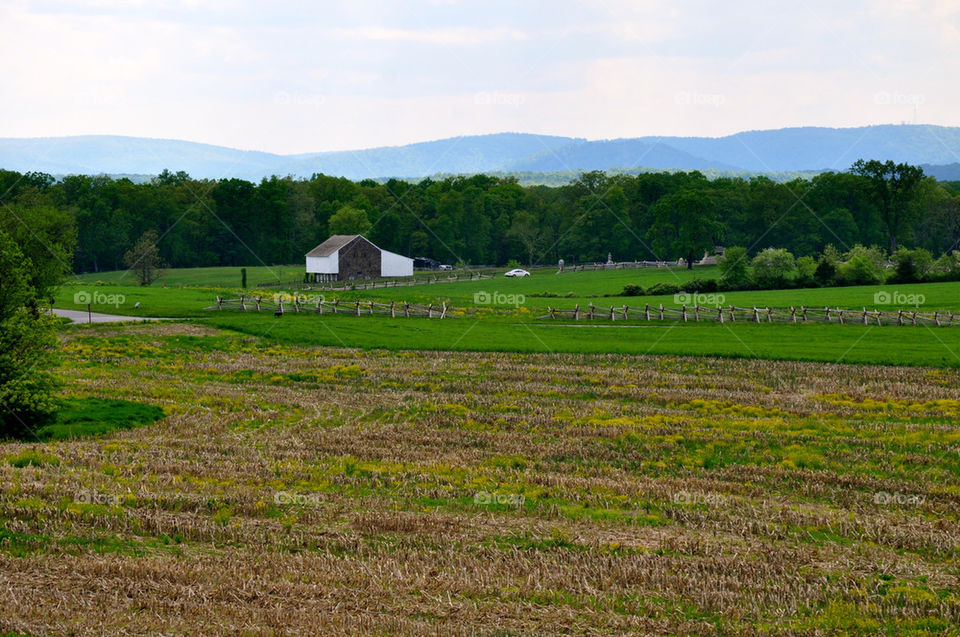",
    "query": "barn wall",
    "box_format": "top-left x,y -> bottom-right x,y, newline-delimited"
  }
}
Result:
381,250 -> 414,277
337,237 -> 381,281
306,254 -> 338,274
